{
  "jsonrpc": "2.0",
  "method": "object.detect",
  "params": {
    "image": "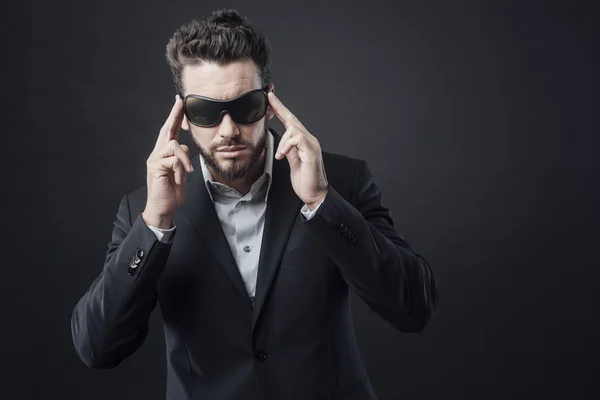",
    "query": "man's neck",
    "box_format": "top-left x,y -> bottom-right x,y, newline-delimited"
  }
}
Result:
208,150 -> 266,196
